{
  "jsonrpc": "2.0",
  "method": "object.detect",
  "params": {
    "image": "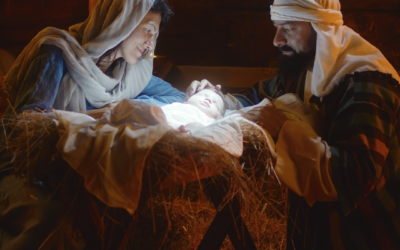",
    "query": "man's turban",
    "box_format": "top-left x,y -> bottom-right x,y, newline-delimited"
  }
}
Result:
270,0 -> 400,100
271,0 -> 342,25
